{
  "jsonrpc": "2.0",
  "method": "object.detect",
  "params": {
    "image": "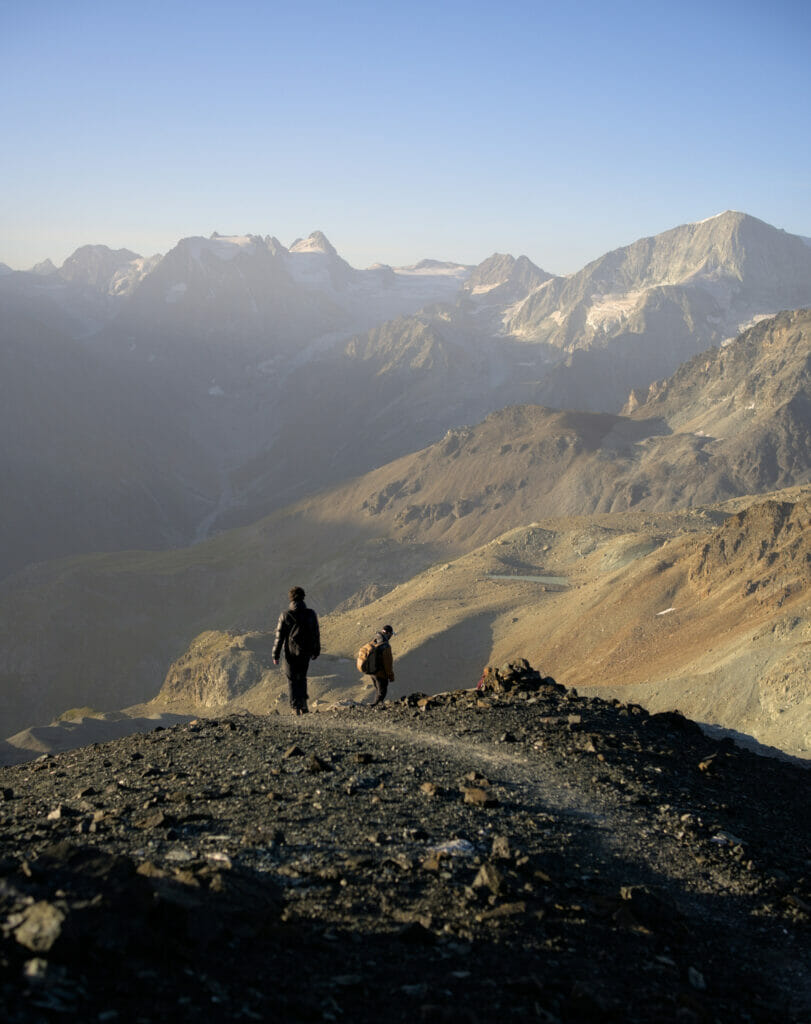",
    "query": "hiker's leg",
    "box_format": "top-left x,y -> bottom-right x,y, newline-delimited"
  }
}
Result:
285,659 -> 302,712
371,673 -> 387,705
289,656 -> 310,712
